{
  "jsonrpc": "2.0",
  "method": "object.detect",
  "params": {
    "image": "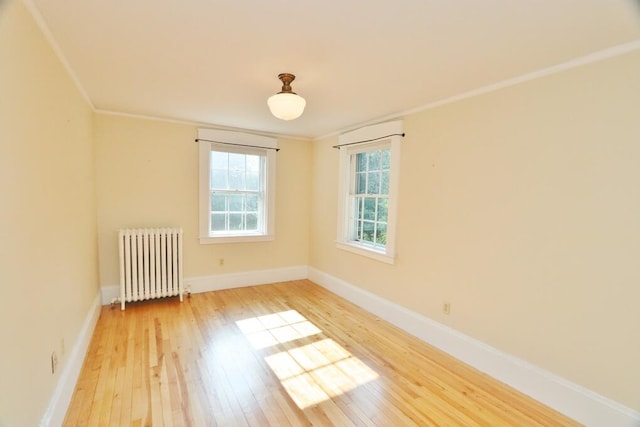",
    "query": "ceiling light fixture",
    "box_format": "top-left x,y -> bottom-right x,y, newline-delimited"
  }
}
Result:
267,73 -> 306,120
